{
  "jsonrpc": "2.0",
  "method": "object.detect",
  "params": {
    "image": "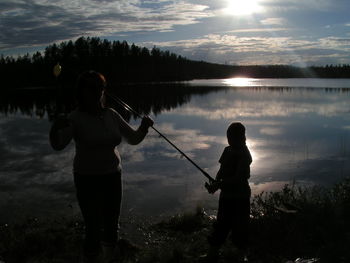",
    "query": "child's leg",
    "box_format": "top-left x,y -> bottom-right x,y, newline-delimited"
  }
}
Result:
230,198 -> 250,251
204,196 -> 234,262
208,196 -> 233,247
